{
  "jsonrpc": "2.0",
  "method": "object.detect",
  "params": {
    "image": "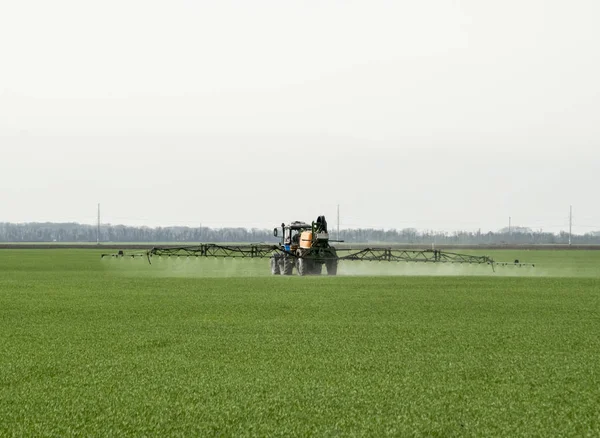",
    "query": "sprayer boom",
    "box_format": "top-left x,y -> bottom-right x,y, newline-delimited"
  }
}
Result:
101,215 -> 534,275
102,244 -> 533,270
